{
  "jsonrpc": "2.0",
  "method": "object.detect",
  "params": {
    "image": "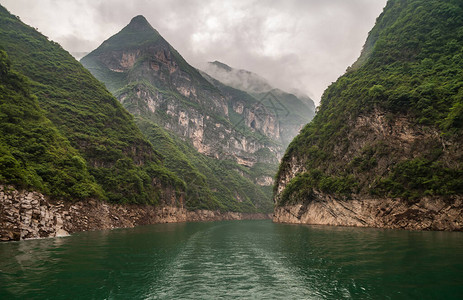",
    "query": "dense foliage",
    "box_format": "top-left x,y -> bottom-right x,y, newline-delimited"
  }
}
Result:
277,0 -> 463,205
137,118 -> 273,212
81,15 -> 276,212
0,50 -> 103,198
0,6 -> 183,203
